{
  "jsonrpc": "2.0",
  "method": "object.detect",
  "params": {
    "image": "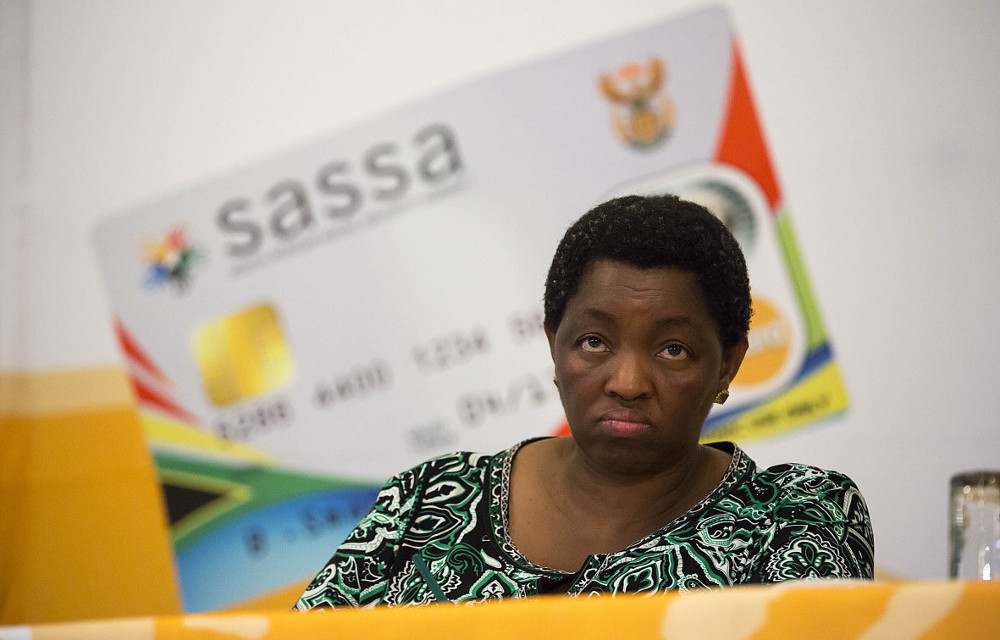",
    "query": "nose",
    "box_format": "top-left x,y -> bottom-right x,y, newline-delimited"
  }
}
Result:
604,350 -> 653,401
